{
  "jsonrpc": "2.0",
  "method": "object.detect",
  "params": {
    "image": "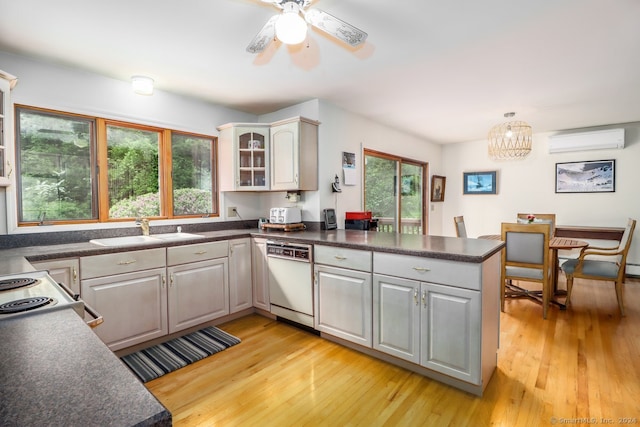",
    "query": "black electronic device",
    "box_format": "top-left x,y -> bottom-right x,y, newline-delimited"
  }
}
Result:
323,208 -> 337,230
